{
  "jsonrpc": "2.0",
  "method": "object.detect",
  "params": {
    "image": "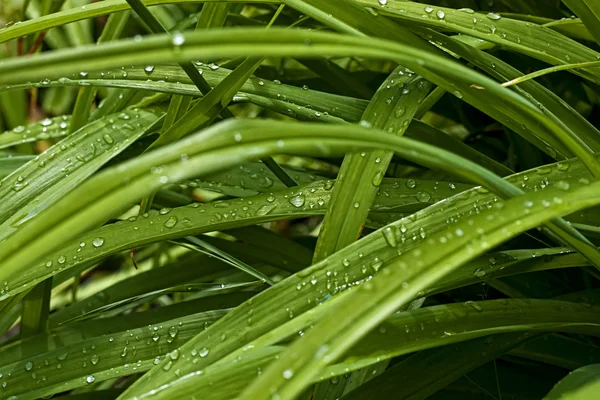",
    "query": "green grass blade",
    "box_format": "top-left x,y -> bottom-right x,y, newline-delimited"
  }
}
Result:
150,58 -> 263,148
0,310 -> 226,400
314,66 -> 432,261
69,10 -> 130,133
0,108 -> 162,239
0,116 -> 71,149
195,2 -> 231,30
562,0 -> 600,46
107,132 -> 597,398
1,119 -> 597,298
543,364 -> 600,400
135,297 -> 600,400
340,333 -> 534,400
365,1 -> 600,85
0,27 -> 595,176
237,178 -> 600,400
0,155 -> 35,177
